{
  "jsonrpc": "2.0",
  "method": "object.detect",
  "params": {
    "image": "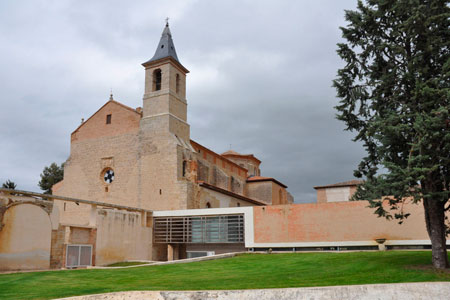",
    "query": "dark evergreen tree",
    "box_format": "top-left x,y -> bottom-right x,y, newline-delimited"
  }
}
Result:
2,179 -> 17,189
334,0 -> 450,268
38,163 -> 64,195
